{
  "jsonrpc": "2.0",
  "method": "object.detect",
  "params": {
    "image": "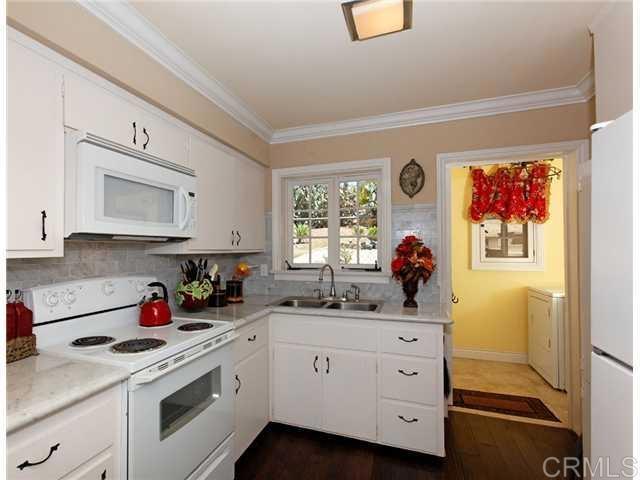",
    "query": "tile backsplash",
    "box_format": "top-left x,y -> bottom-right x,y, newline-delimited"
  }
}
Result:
7,204 -> 440,305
